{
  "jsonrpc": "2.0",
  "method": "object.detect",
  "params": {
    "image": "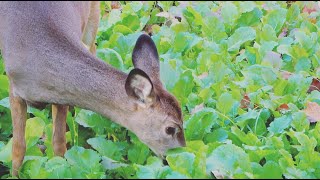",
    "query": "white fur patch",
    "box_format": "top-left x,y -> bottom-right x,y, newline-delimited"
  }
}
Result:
130,74 -> 152,101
